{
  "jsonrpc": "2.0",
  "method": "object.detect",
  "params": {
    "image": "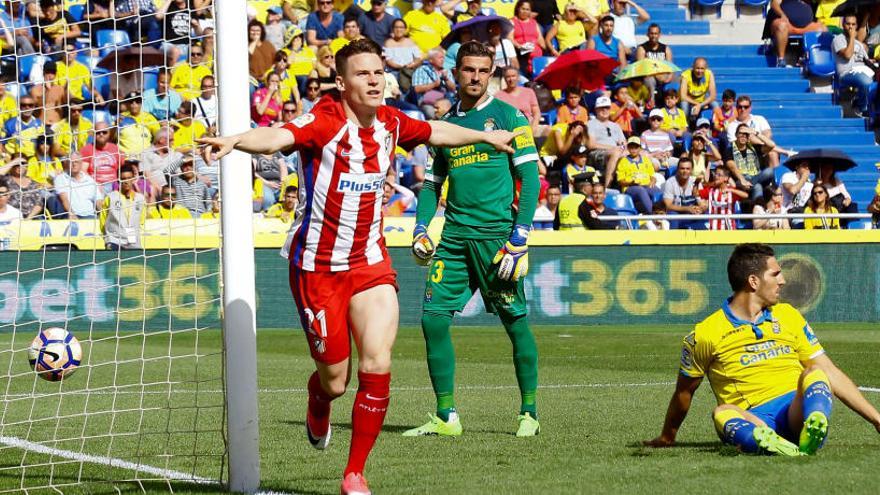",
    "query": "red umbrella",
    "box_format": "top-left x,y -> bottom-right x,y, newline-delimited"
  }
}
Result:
535,49 -> 619,91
